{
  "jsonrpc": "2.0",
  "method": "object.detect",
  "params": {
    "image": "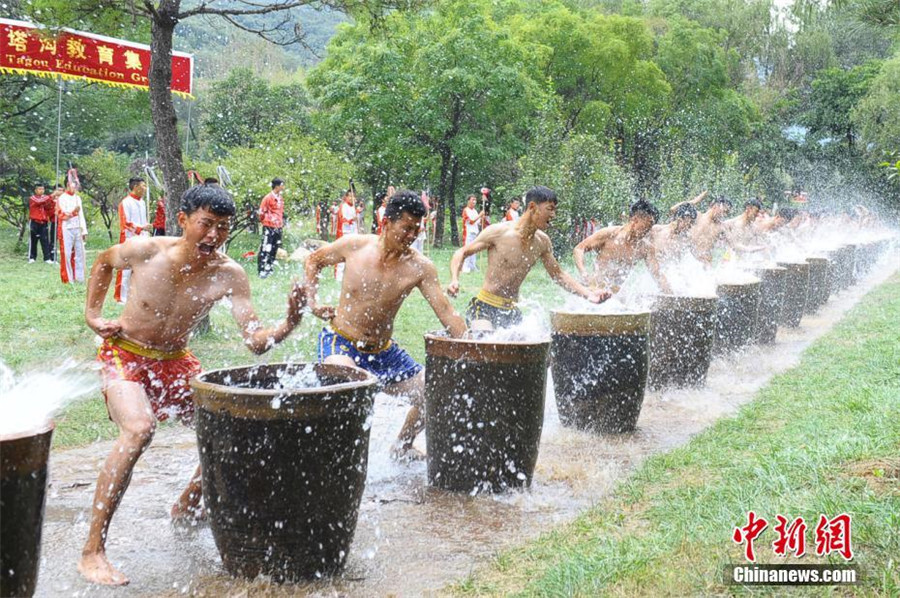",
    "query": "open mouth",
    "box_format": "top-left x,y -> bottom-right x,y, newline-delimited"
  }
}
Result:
197,243 -> 216,256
